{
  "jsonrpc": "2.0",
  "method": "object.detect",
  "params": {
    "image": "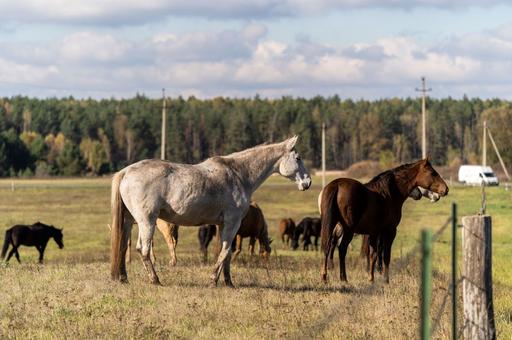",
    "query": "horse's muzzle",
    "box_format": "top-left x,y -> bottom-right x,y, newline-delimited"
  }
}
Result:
299,176 -> 312,191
